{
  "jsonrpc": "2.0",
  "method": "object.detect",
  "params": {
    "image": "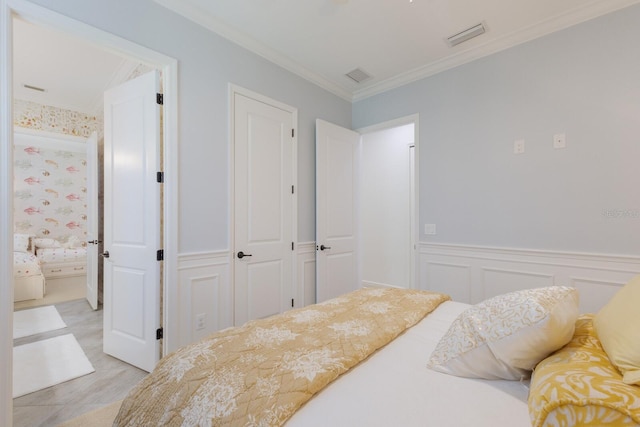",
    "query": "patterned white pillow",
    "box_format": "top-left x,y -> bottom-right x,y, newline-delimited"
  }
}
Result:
13,234 -> 31,253
428,286 -> 579,380
33,238 -> 61,249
